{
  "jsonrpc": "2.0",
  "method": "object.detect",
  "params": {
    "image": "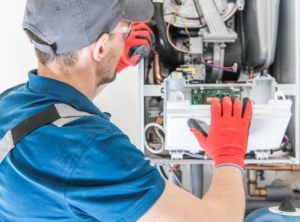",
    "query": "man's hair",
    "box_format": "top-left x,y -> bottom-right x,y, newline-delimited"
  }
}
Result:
26,30 -> 81,69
